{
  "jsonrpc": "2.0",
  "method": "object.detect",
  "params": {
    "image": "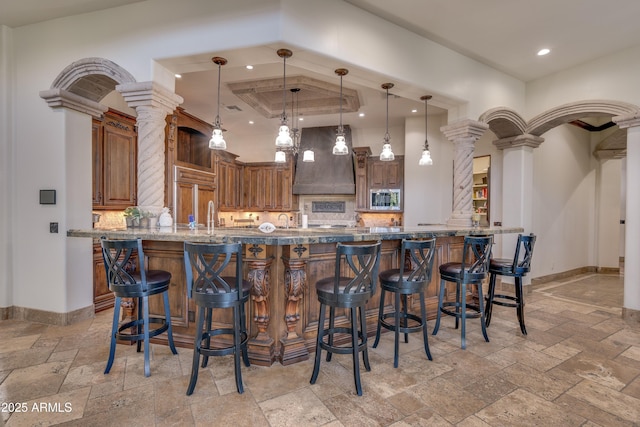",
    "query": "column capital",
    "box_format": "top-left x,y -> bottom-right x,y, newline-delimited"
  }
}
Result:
613,111 -> 640,129
493,134 -> 544,150
440,119 -> 489,142
39,88 -> 108,119
116,81 -> 183,115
